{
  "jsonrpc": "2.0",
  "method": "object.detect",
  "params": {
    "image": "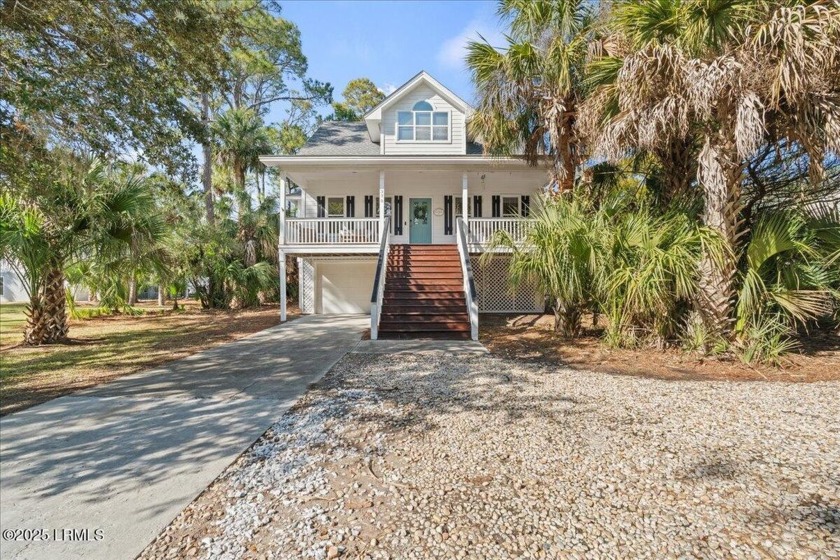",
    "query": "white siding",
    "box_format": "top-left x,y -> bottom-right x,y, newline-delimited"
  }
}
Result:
0,266 -> 26,303
285,168 -> 547,244
381,84 -> 465,155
